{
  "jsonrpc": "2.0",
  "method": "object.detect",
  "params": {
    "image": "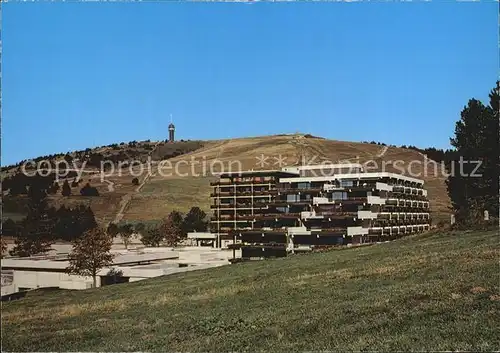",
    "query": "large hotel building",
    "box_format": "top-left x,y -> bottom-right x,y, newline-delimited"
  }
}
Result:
203,164 -> 430,259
